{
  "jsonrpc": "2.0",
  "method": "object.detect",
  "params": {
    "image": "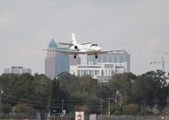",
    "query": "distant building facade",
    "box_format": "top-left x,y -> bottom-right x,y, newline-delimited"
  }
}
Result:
11,66 -> 23,76
70,62 -> 128,82
4,68 -> 10,74
87,52 -> 130,72
69,51 -> 130,82
4,66 -> 32,76
23,68 -> 32,74
45,39 -> 81,79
